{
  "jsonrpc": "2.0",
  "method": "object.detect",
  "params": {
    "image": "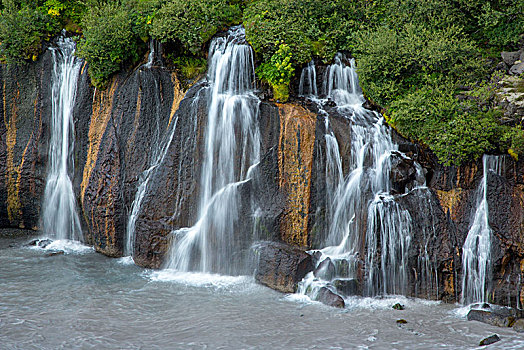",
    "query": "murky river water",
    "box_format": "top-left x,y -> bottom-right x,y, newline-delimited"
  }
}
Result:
1,234 -> 522,349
